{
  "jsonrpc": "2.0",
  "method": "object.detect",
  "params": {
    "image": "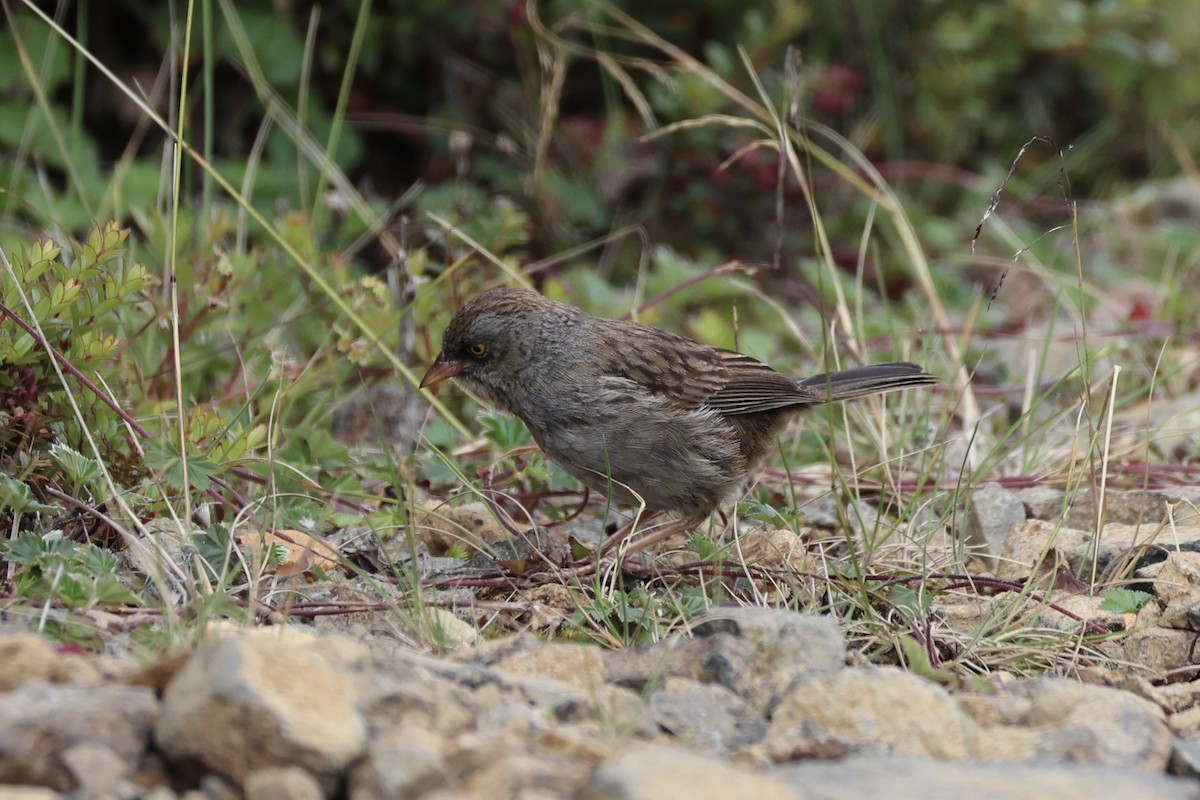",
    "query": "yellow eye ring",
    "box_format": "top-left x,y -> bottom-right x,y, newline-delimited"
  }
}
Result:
467,342 -> 488,358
